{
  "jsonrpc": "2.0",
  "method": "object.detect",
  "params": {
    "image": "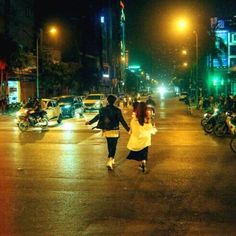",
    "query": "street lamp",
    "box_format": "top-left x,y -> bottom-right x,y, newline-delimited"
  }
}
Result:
182,49 -> 187,55
36,30 -> 41,98
183,62 -> 188,67
177,19 -> 187,30
36,26 -> 58,98
193,30 -> 199,97
176,19 -> 199,99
